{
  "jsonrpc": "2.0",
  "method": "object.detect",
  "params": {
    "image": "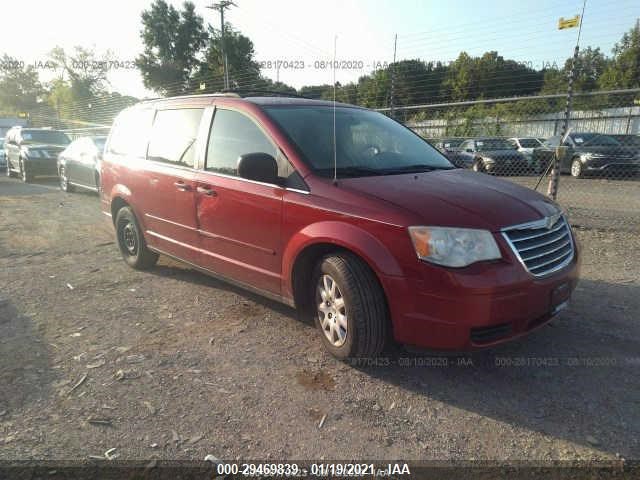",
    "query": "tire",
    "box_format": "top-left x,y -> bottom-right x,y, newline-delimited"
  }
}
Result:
570,158 -> 584,178
472,159 -> 485,173
115,206 -> 159,270
20,160 -> 33,183
59,166 -> 74,192
311,253 -> 389,359
94,172 -> 101,194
